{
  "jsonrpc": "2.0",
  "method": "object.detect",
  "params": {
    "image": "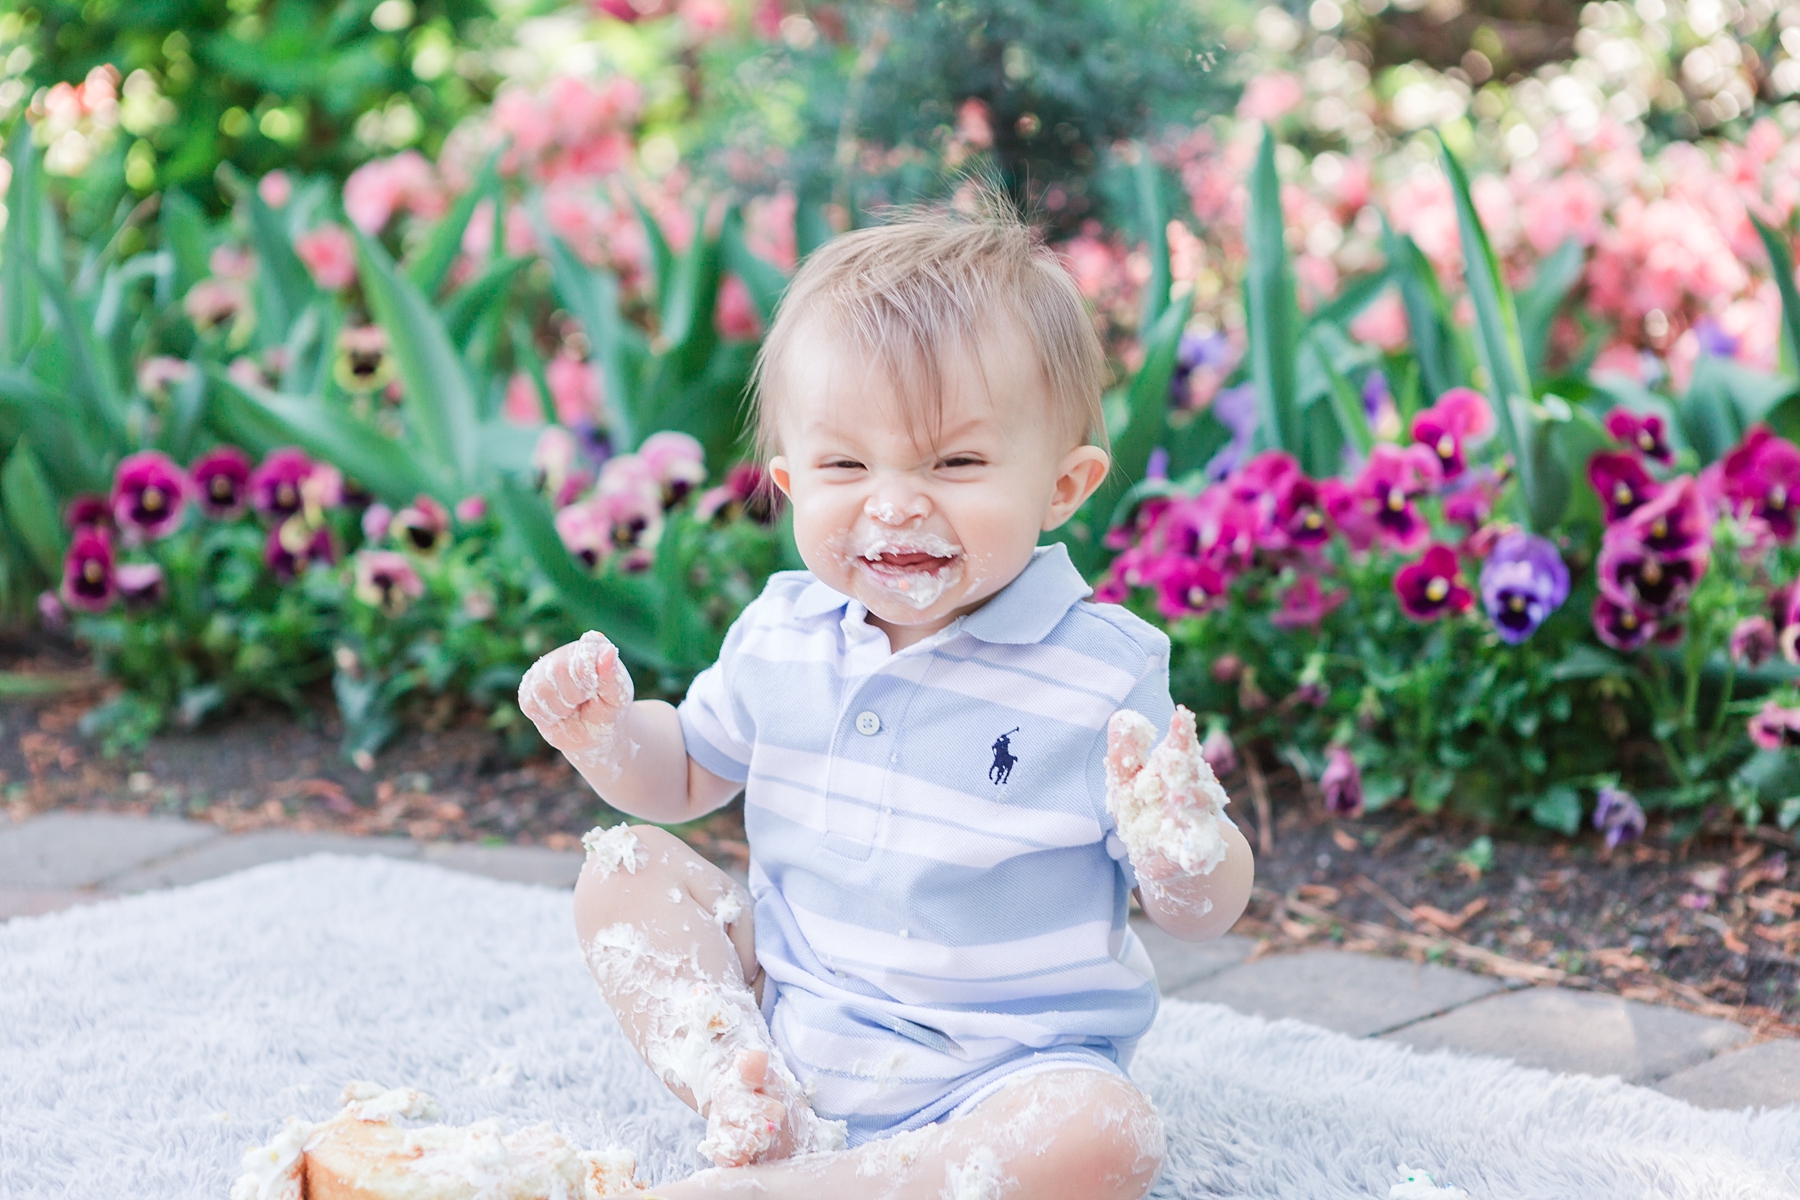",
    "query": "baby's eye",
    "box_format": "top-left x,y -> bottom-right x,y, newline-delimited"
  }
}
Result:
937,455 -> 985,469
822,458 -> 864,471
